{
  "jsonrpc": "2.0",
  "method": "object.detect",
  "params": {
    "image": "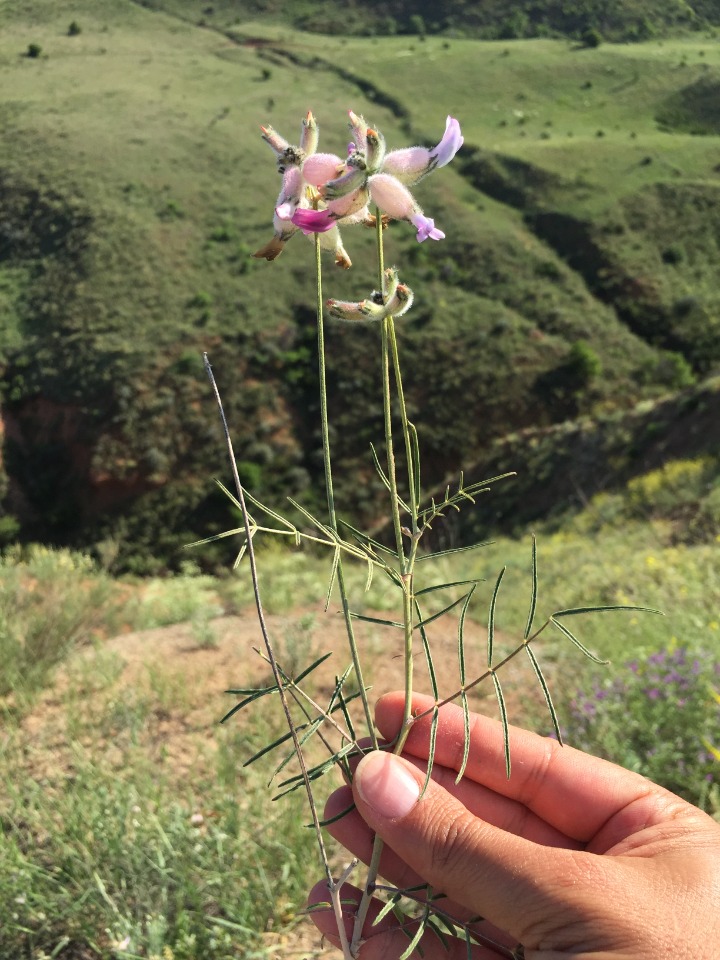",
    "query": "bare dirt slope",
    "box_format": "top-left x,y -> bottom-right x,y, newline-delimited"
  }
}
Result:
22,605 -> 548,781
